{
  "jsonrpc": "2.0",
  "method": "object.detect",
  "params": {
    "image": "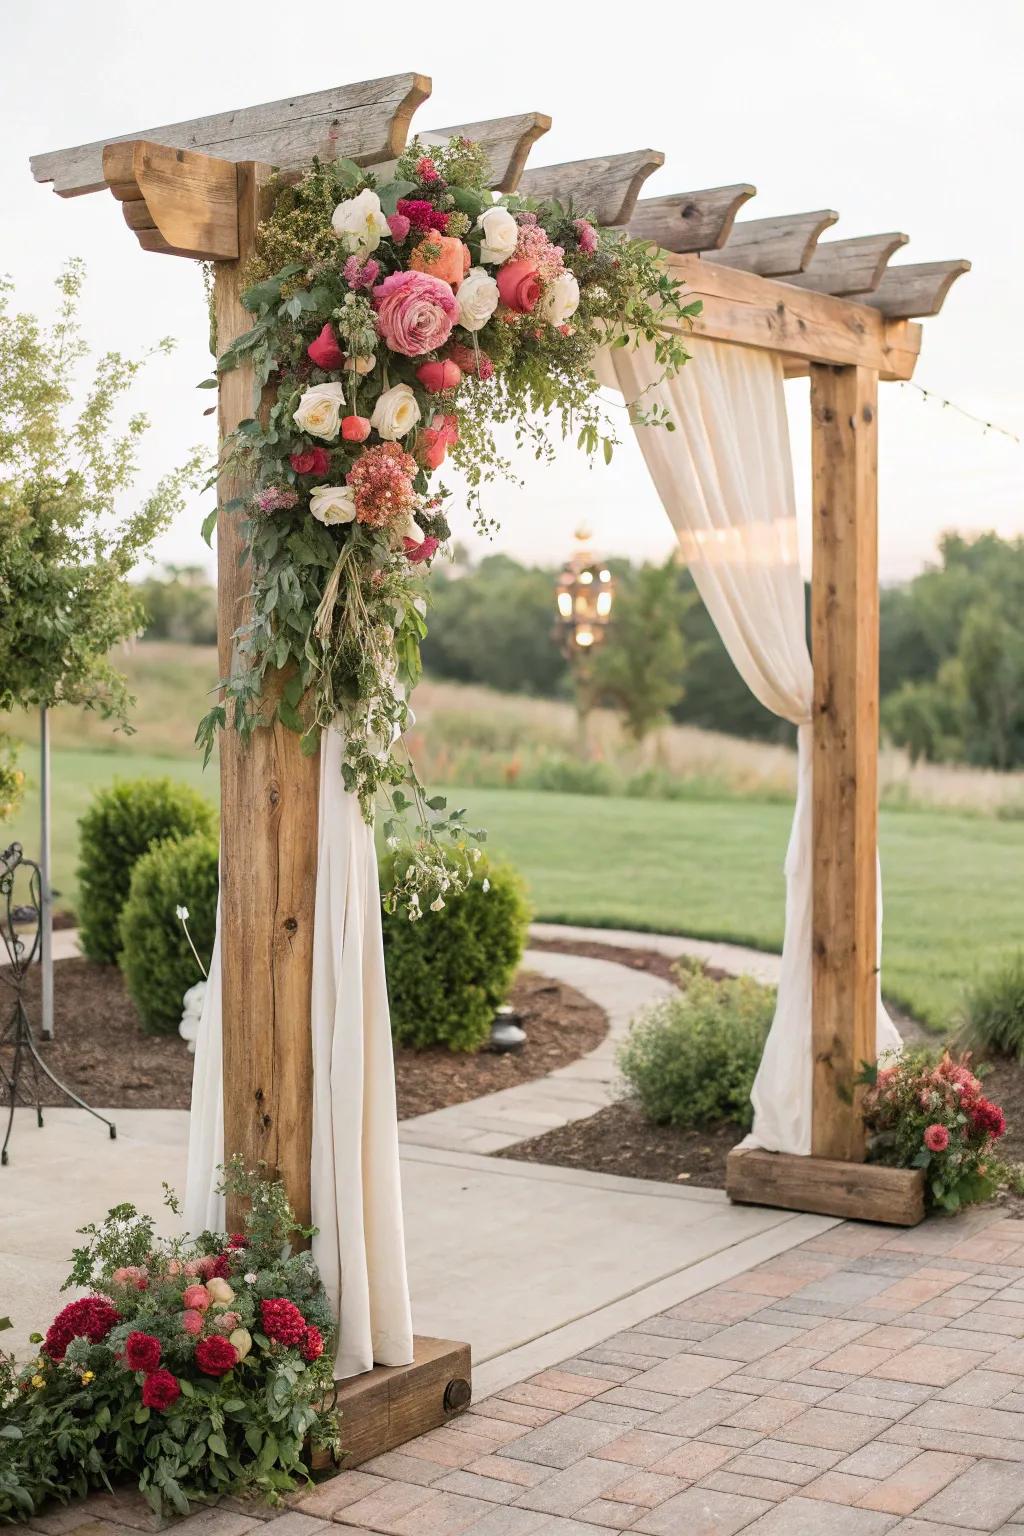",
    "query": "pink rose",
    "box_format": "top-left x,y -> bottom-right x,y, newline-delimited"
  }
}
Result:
387,213 -> 411,242
496,260 -> 541,313
404,535 -> 440,565
307,324 -> 345,370
417,360 -> 462,393
923,1123 -> 950,1153
181,1309 -> 203,1336
373,270 -> 458,357
183,1284 -> 211,1312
